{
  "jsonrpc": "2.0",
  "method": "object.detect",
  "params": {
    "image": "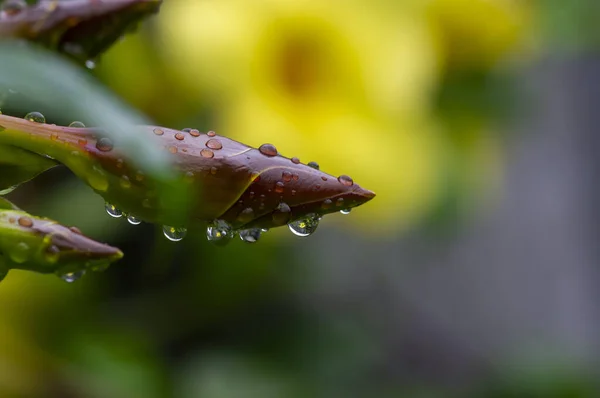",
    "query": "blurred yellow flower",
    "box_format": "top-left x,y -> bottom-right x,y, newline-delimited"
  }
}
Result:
153,0 -> 530,232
